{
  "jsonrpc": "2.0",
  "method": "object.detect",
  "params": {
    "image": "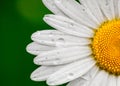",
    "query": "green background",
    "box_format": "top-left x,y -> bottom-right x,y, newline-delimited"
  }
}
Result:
1,0 -> 66,86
